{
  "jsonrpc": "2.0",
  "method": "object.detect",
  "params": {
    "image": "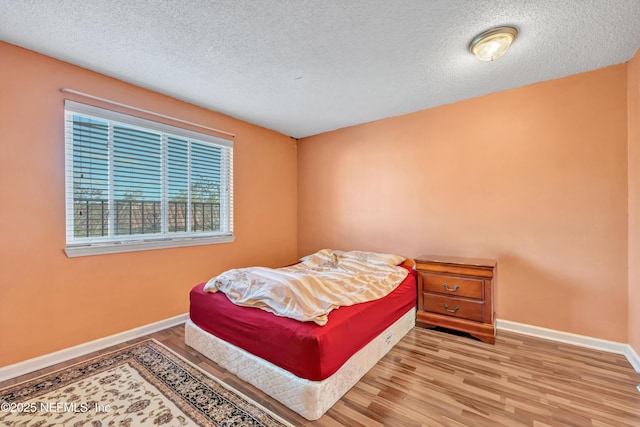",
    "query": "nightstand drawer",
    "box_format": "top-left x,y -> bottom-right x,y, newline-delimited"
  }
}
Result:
423,293 -> 485,322
420,272 -> 483,299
